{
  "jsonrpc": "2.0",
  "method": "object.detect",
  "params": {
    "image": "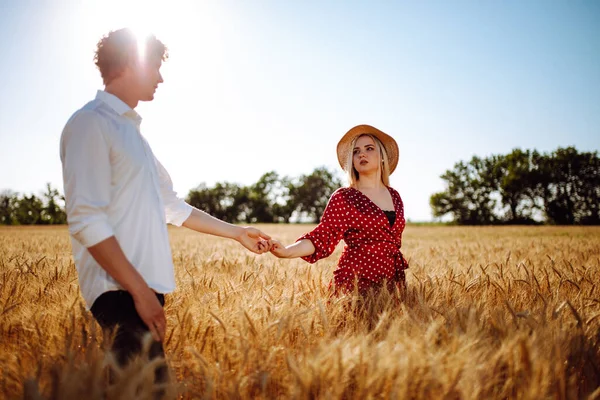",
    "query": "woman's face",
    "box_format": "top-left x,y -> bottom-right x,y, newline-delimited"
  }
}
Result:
352,135 -> 380,176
